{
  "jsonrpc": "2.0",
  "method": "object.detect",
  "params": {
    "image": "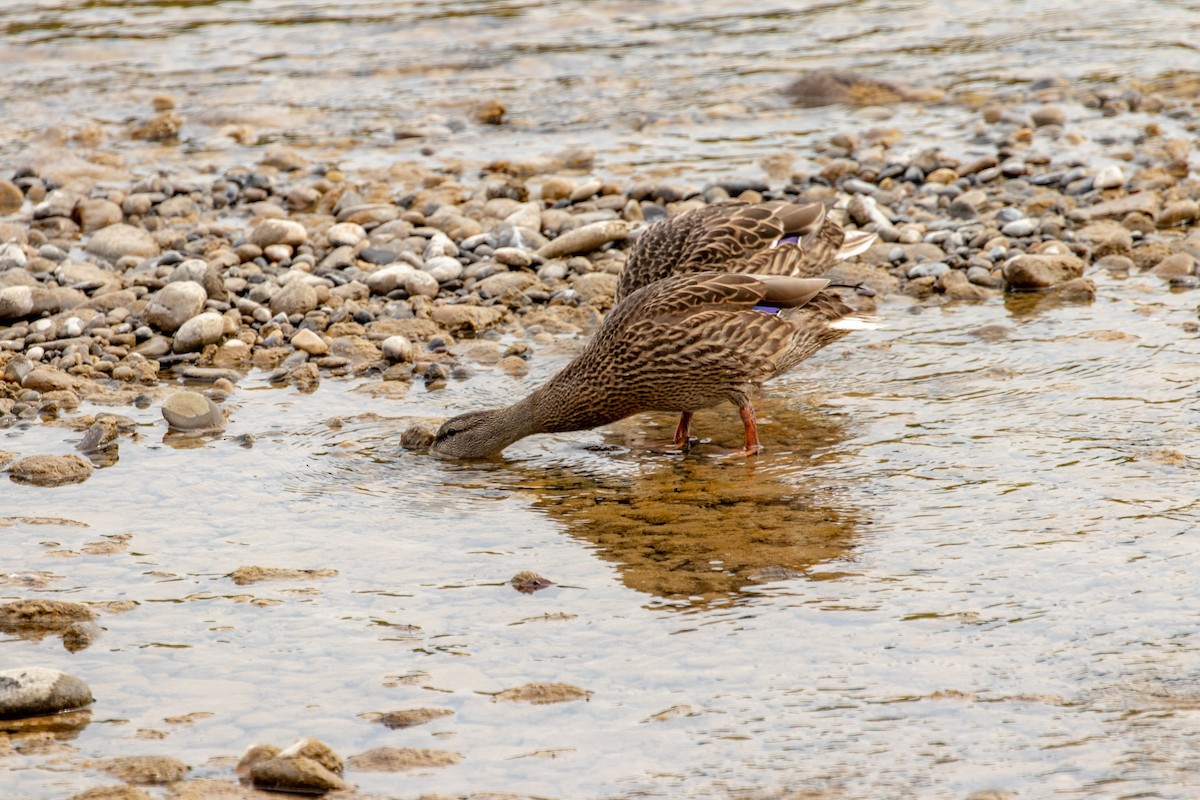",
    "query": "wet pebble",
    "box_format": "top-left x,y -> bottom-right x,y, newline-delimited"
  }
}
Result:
1004,254 -> 1086,289
400,424 -> 435,450
161,391 -> 226,431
